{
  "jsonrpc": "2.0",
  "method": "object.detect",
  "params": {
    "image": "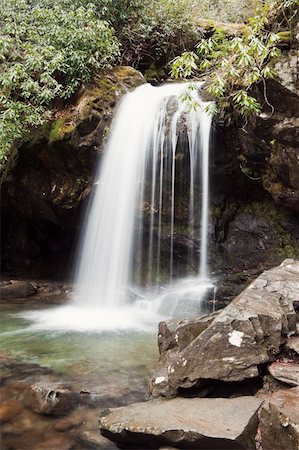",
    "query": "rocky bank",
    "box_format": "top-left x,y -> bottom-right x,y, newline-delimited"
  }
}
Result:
99,259 -> 299,449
